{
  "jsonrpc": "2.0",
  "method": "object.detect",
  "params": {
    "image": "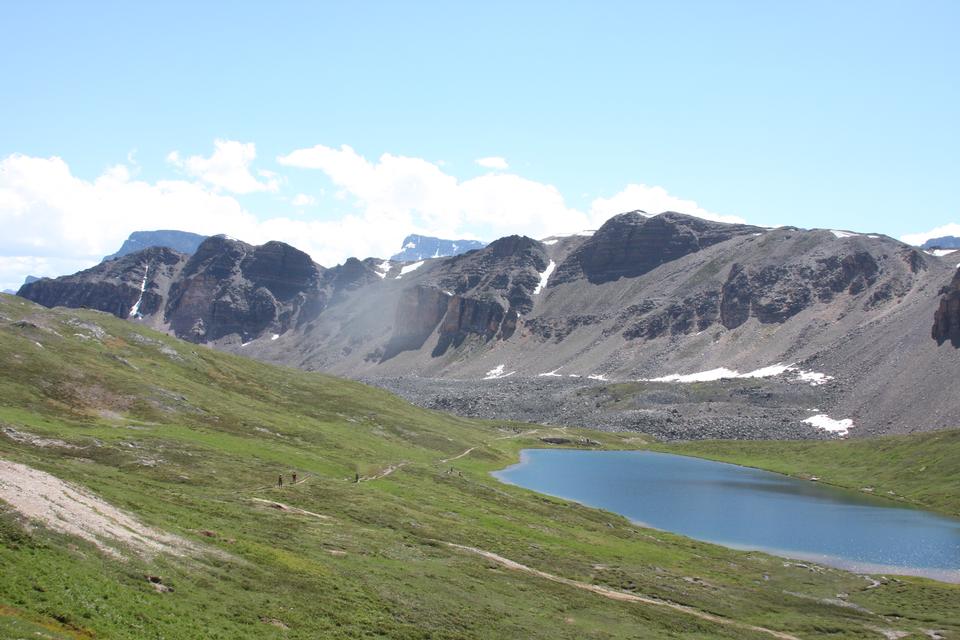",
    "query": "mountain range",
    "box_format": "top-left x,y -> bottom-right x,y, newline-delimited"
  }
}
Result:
15,211 -> 960,437
390,234 -> 486,261
922,235 -> 960,250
